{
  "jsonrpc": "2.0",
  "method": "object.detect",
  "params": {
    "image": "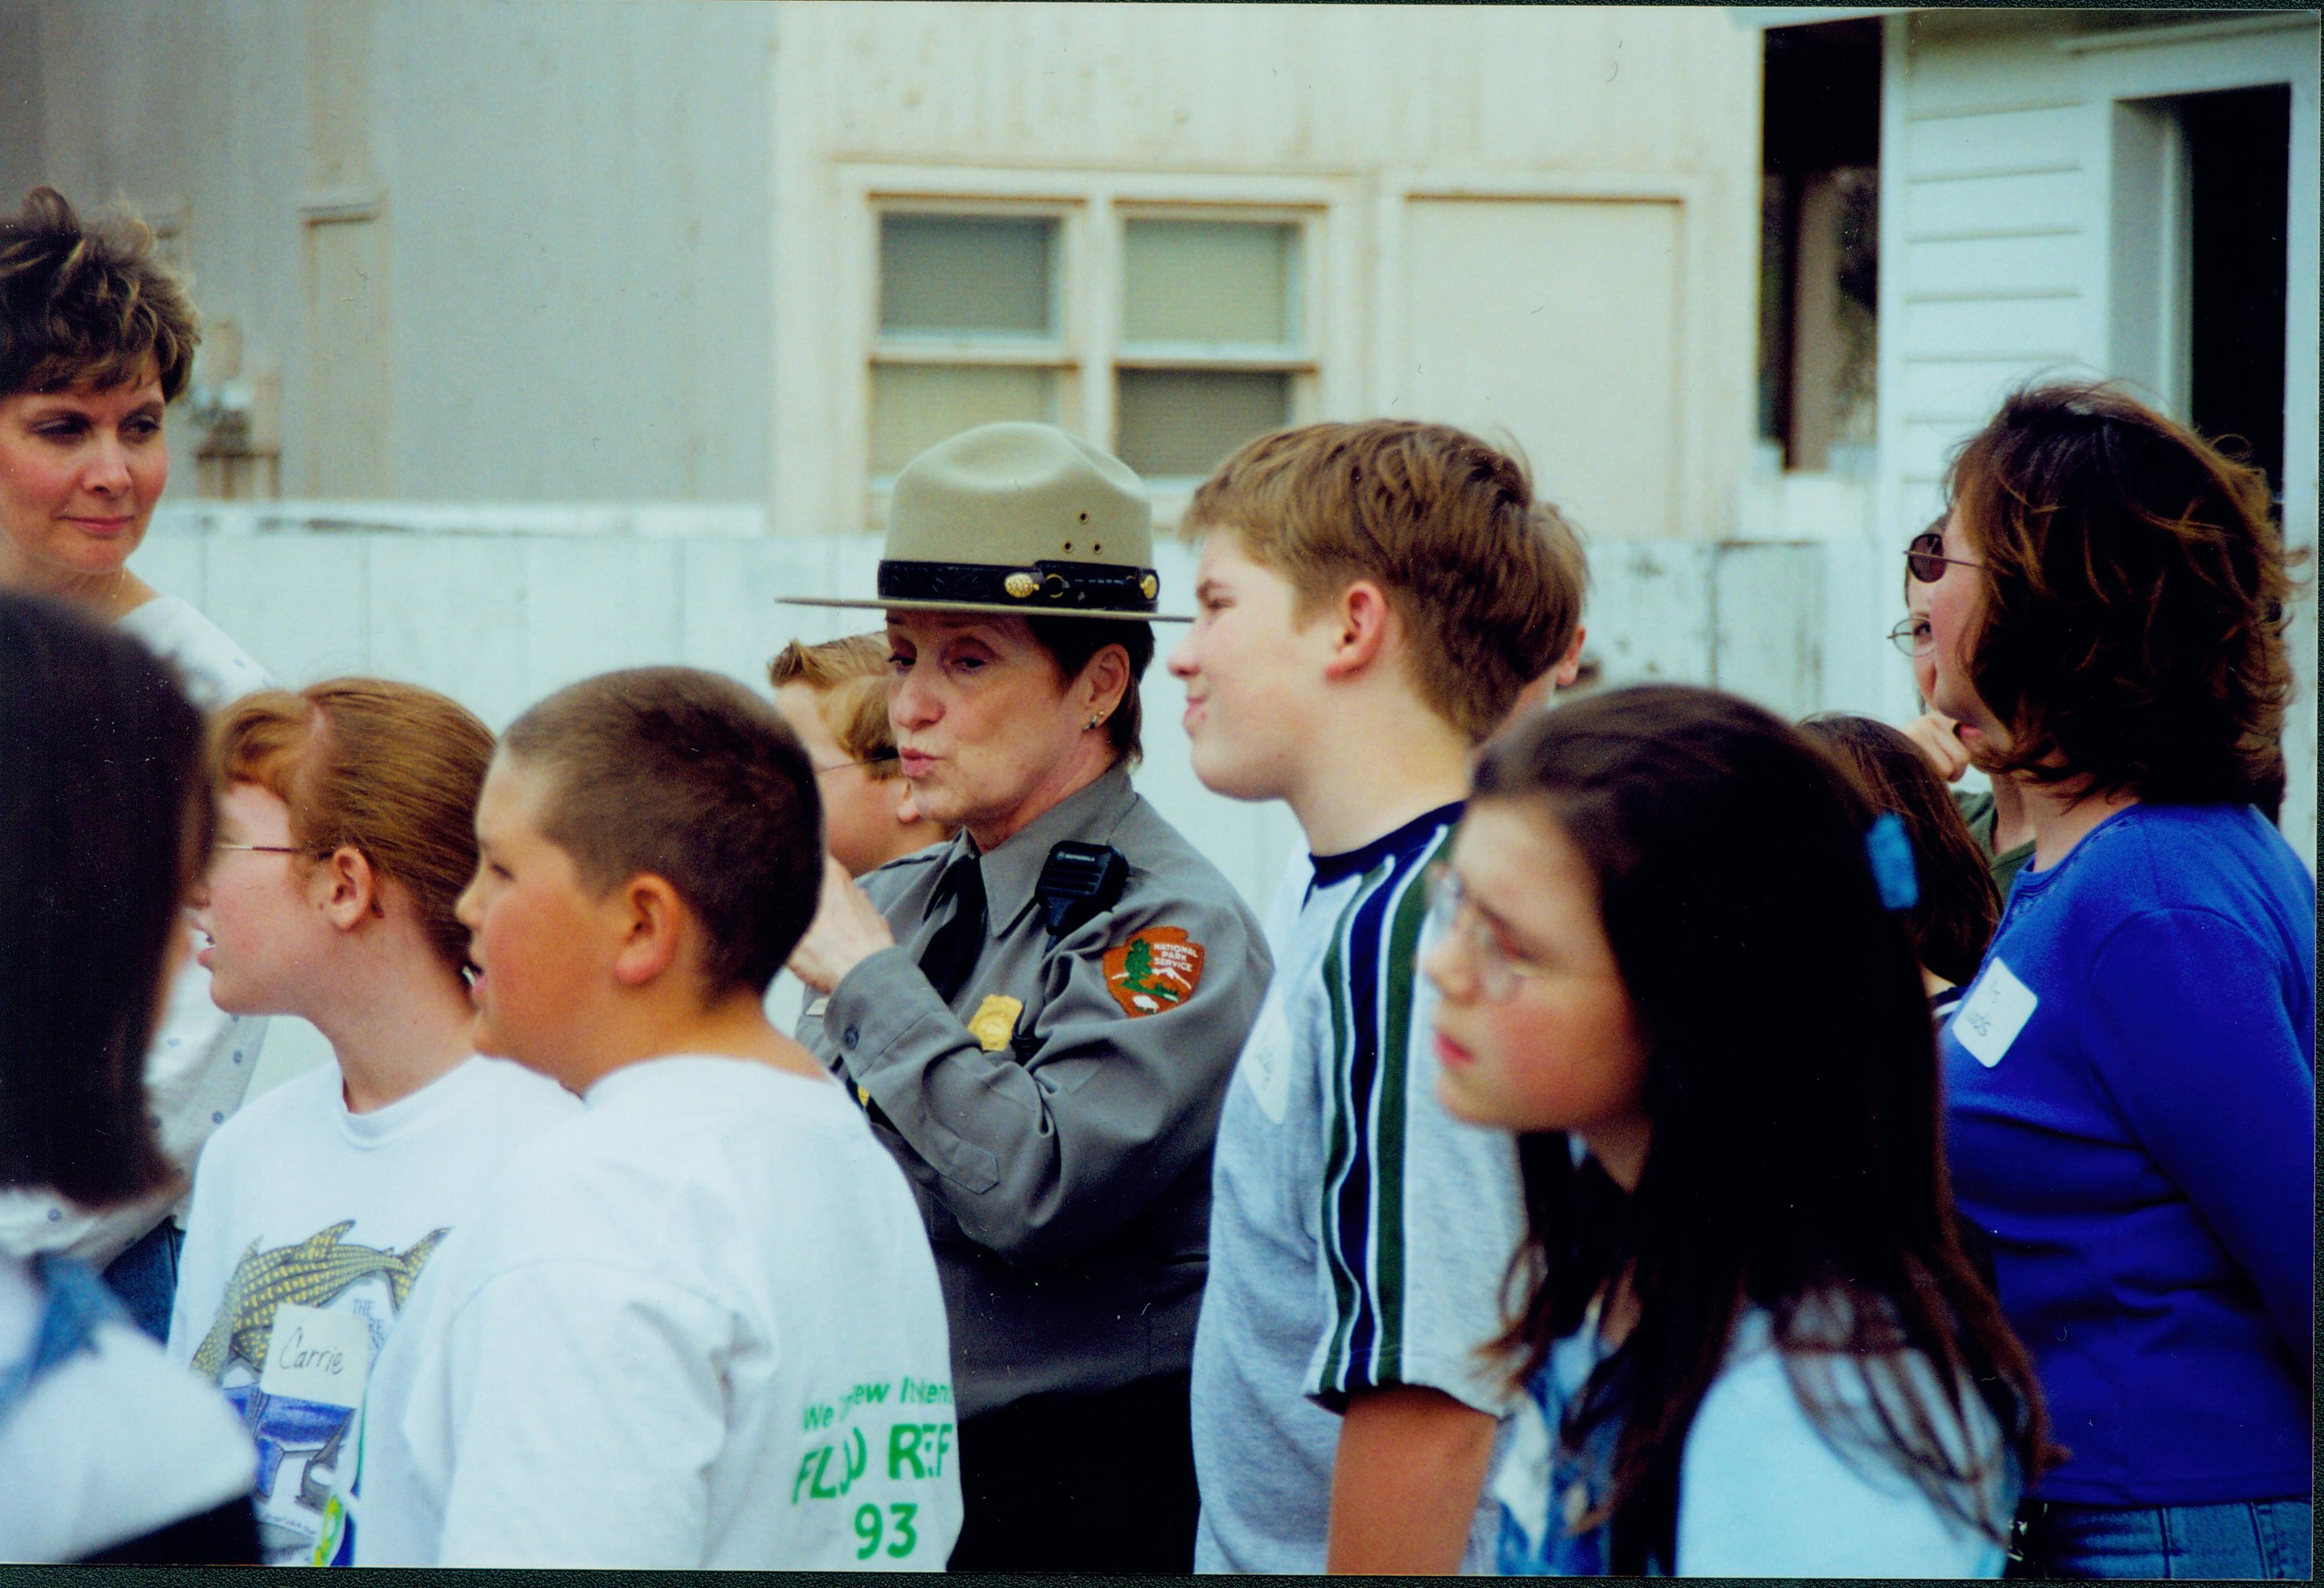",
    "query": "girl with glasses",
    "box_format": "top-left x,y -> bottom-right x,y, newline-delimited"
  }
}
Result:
1426,684 -> 2053,1576
164,680 -> 578,1566
1926,383 -> 2312,1579
766,634 -> 953,878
